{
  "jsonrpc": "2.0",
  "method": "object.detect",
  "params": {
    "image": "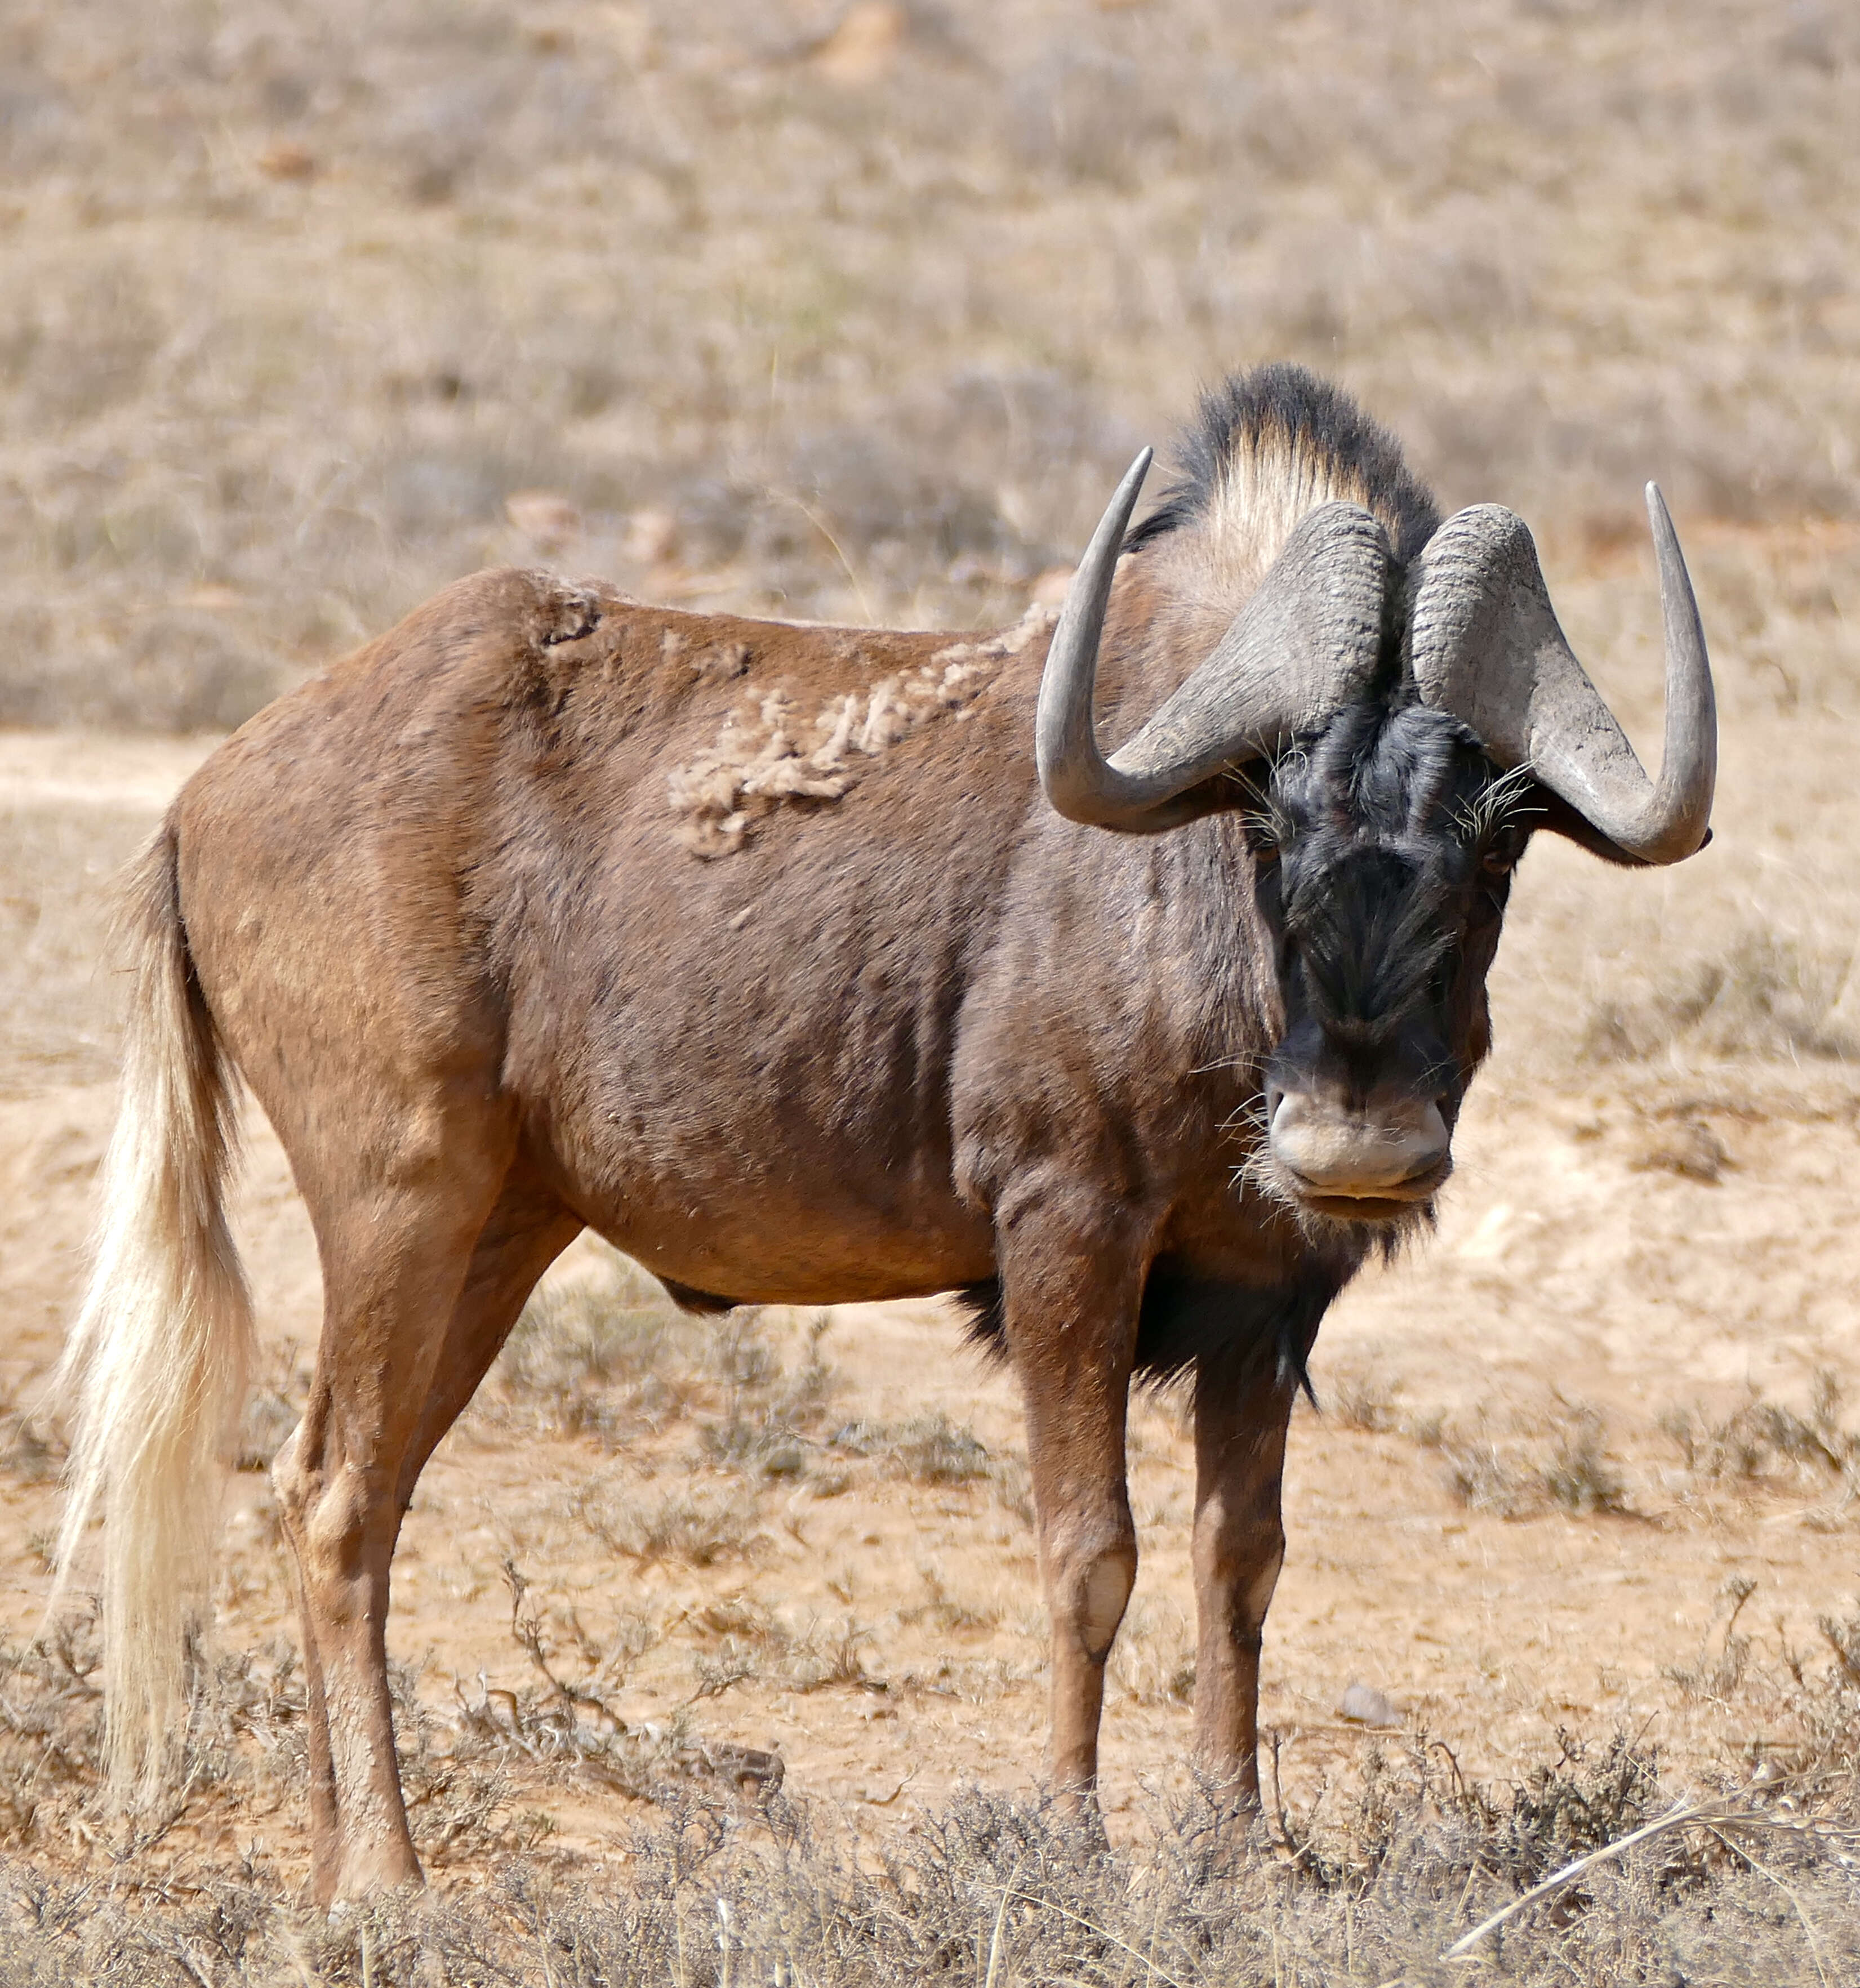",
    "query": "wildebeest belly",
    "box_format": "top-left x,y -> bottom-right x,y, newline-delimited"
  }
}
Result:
508,1005 -> 1000,1304
497,820 -> 1006,1307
